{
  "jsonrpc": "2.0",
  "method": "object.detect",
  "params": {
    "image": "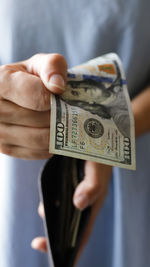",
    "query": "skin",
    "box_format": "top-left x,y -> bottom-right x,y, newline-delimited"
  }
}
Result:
0,53 -> 150,264
0,53 -> 68,158
132,86 -> 150,137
